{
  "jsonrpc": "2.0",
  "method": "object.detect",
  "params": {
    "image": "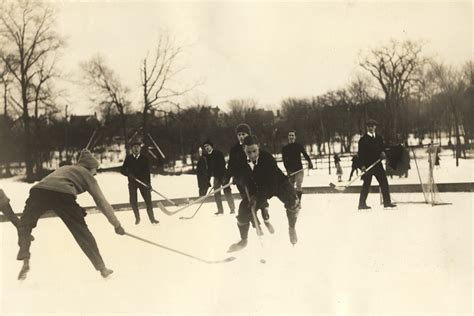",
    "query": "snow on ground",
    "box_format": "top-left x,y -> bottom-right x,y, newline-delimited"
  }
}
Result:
1,152 -> 472,212
1,192 -> 472,315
